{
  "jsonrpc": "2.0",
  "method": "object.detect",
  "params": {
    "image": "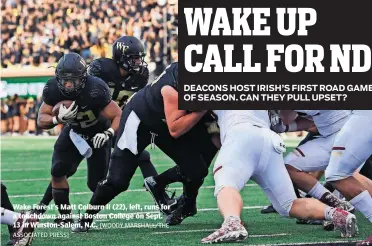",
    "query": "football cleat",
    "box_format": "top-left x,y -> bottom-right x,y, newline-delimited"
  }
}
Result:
320,192 -> 355,231
12,211 -> 39,246
144,176 -> 177,215
201,216 -> 248,244
7,224 -> 16,245
71,214 -> 93,233
261,204 -> 277,214
296,219 -> 323,225
165,194 -> 197,226
323,220 -> 335,231
54,218 -> 74,227
356,235 -> 372,246
322,195 -> 355,231
328,208 -> 358,238
29,203 -> 48,216
320,192 -> 355,212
